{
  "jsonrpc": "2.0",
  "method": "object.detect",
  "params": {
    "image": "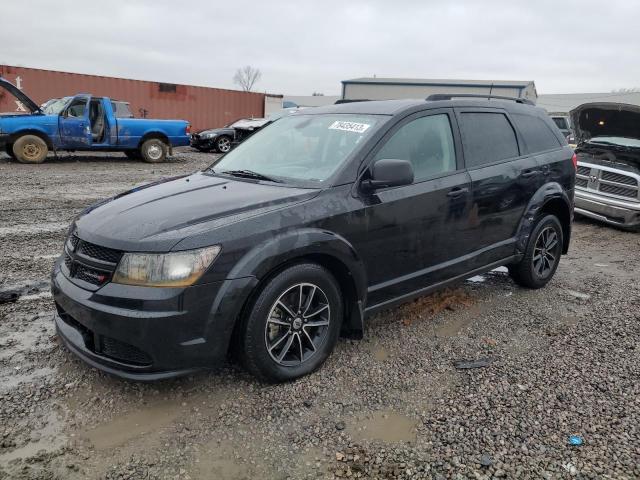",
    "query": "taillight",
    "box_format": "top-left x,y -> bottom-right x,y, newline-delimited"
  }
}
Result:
571,152 -> 577,170
185,124 -> 191,135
